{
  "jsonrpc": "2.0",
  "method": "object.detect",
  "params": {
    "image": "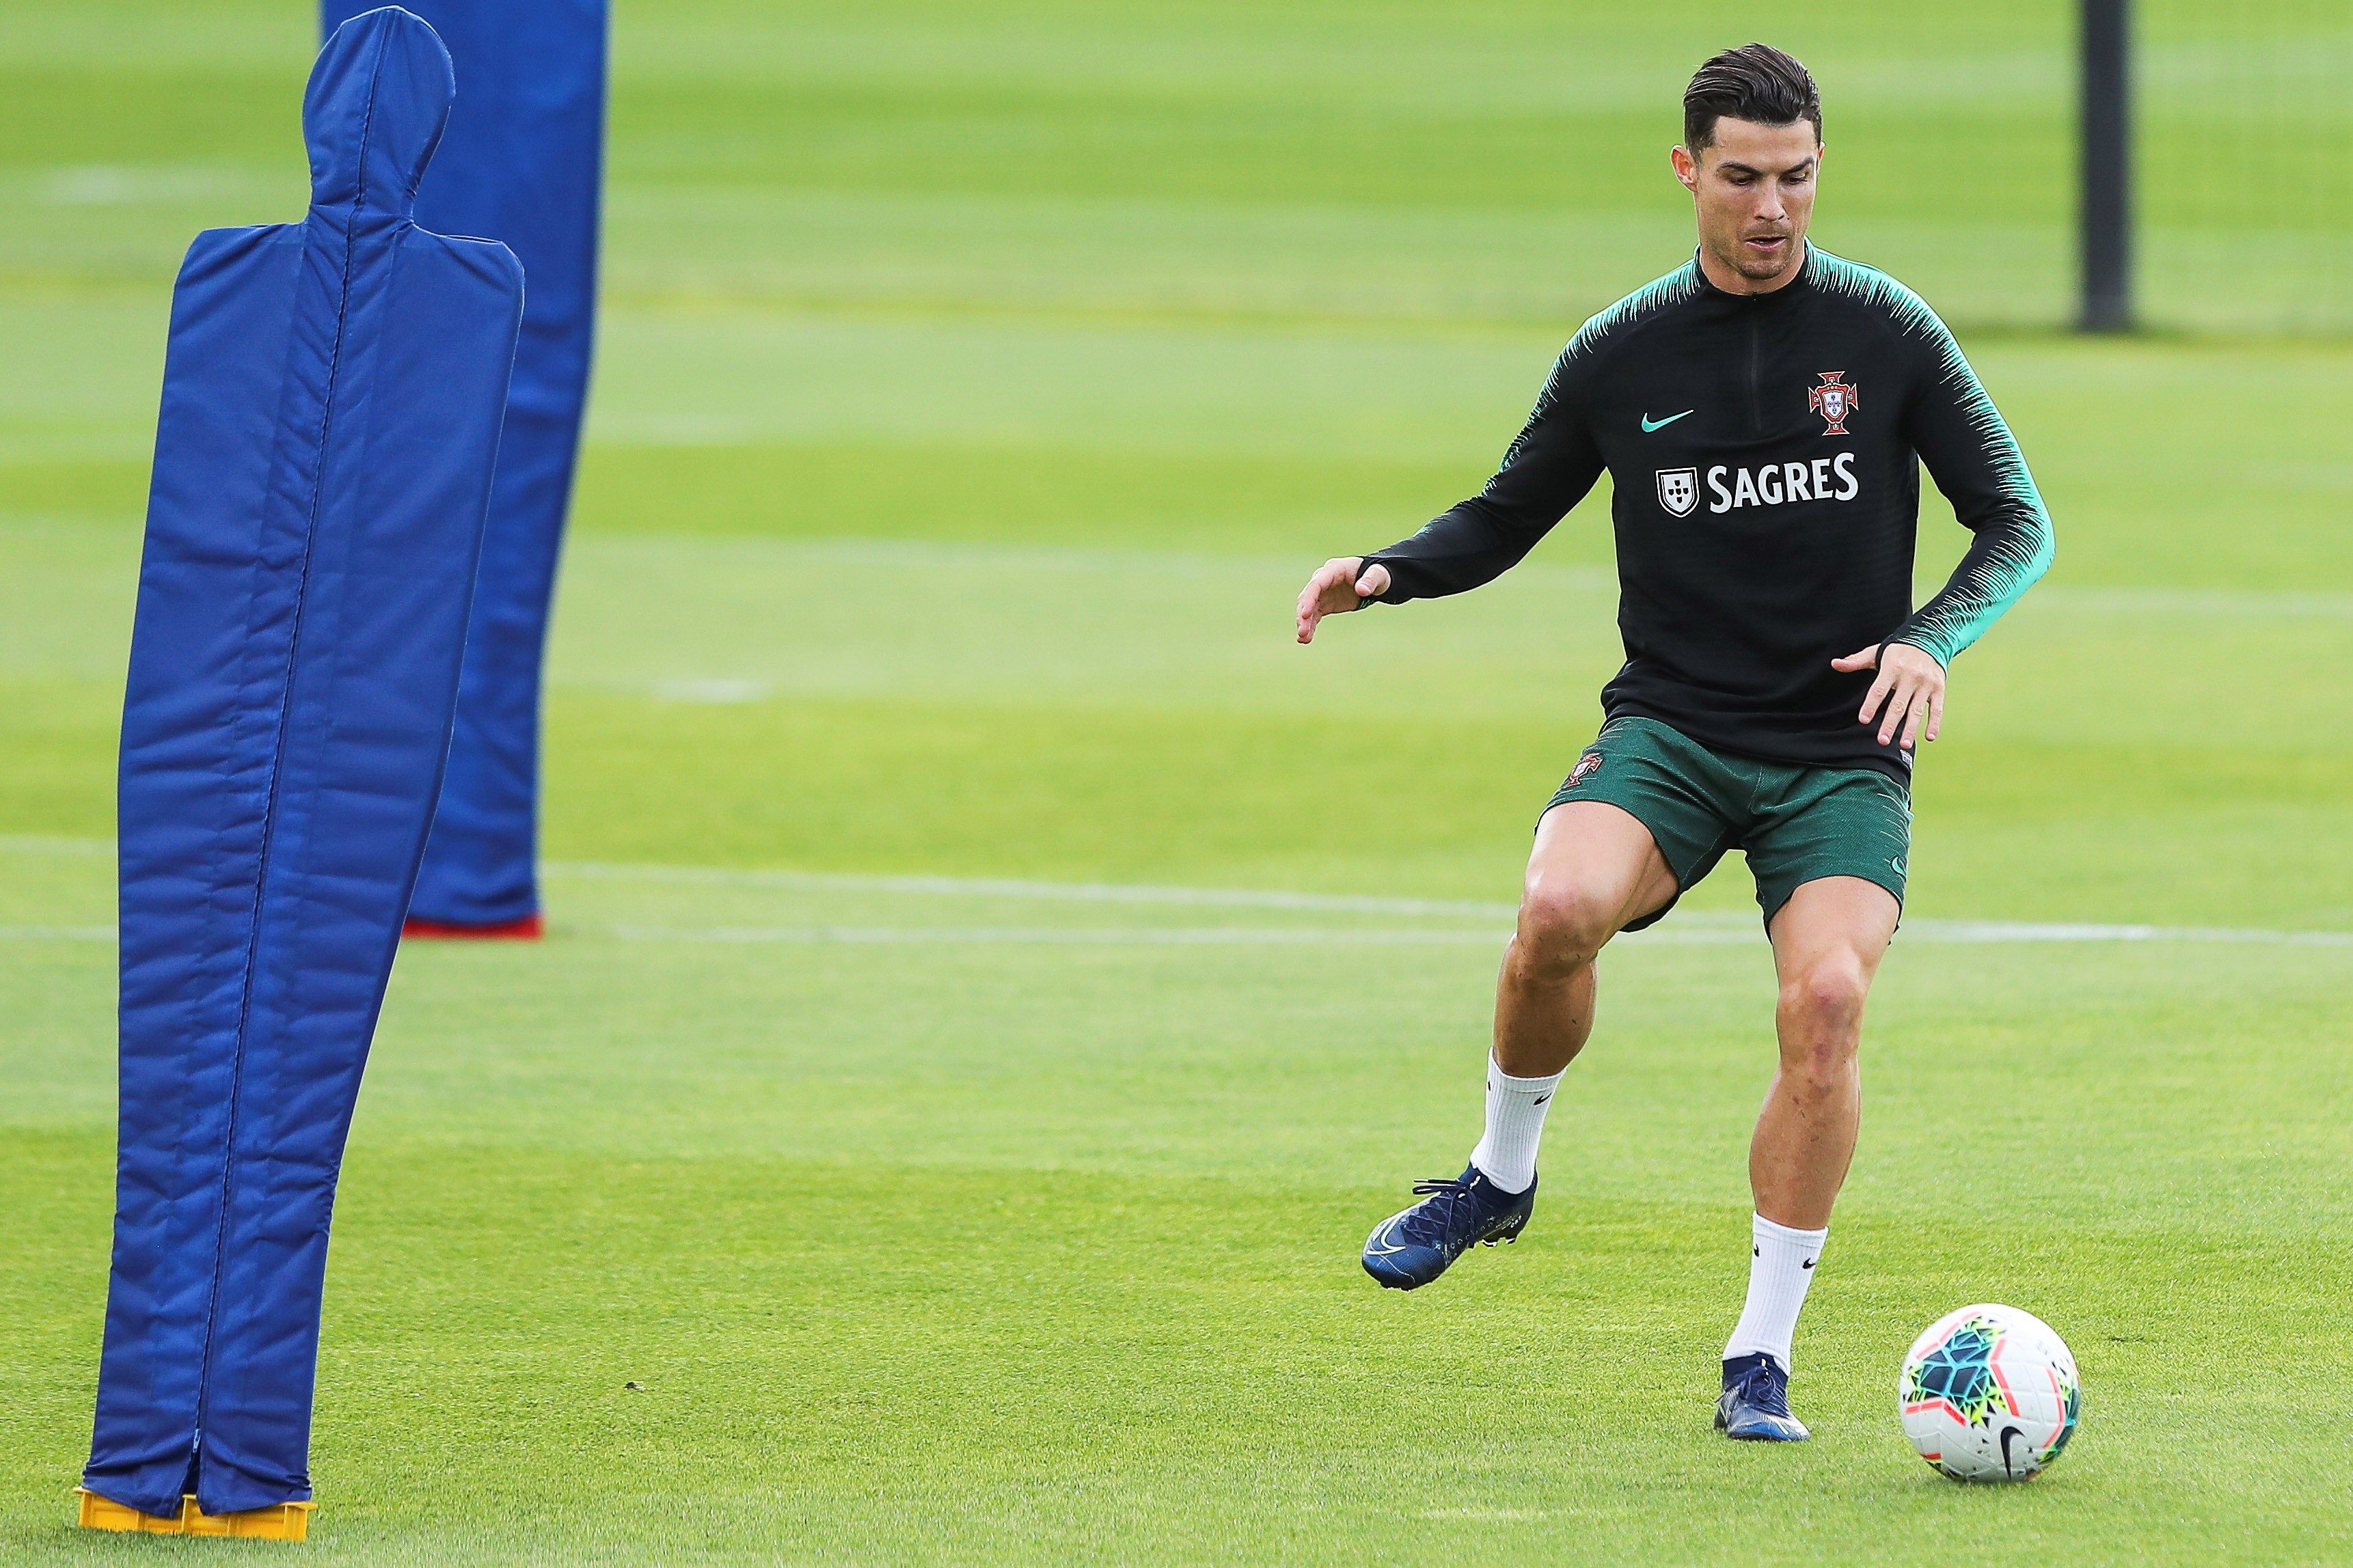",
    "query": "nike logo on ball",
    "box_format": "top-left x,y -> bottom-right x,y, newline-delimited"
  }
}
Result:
1640,410 -> 1693,432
